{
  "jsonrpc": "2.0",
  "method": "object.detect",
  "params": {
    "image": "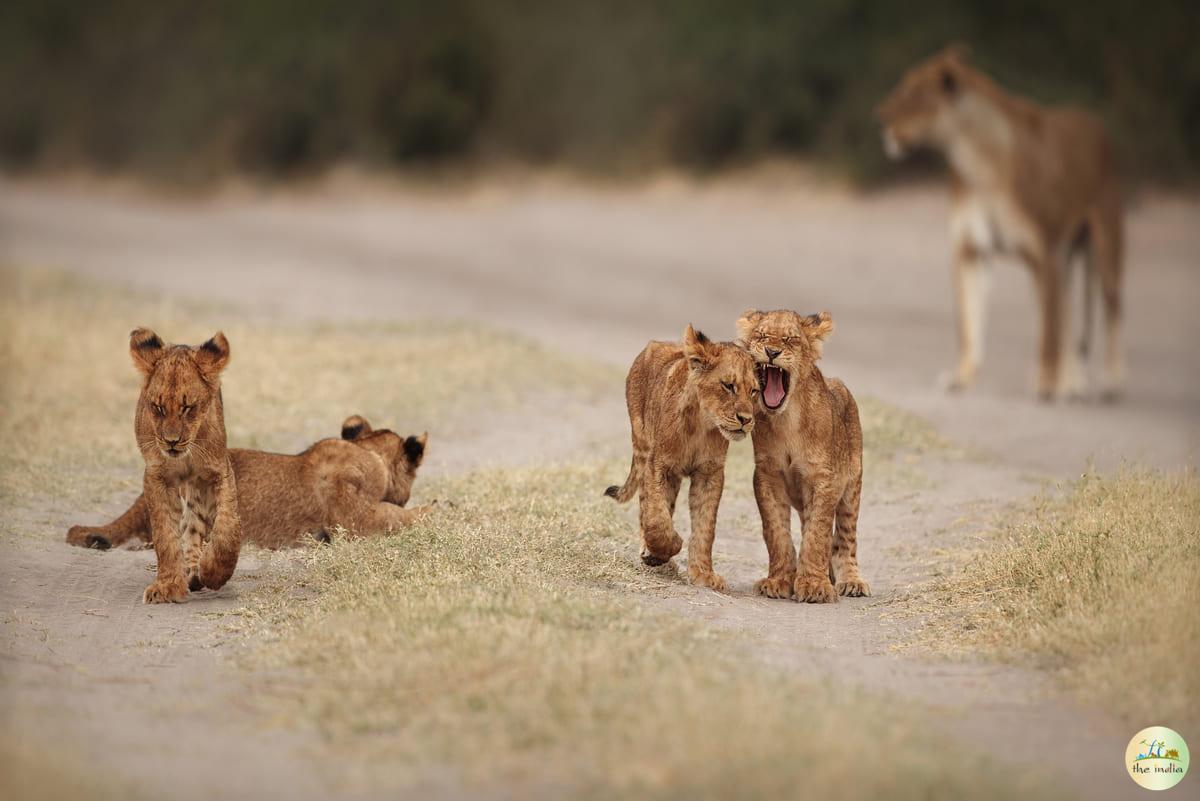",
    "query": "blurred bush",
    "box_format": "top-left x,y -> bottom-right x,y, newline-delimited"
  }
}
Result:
0,0 -> 1196,183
